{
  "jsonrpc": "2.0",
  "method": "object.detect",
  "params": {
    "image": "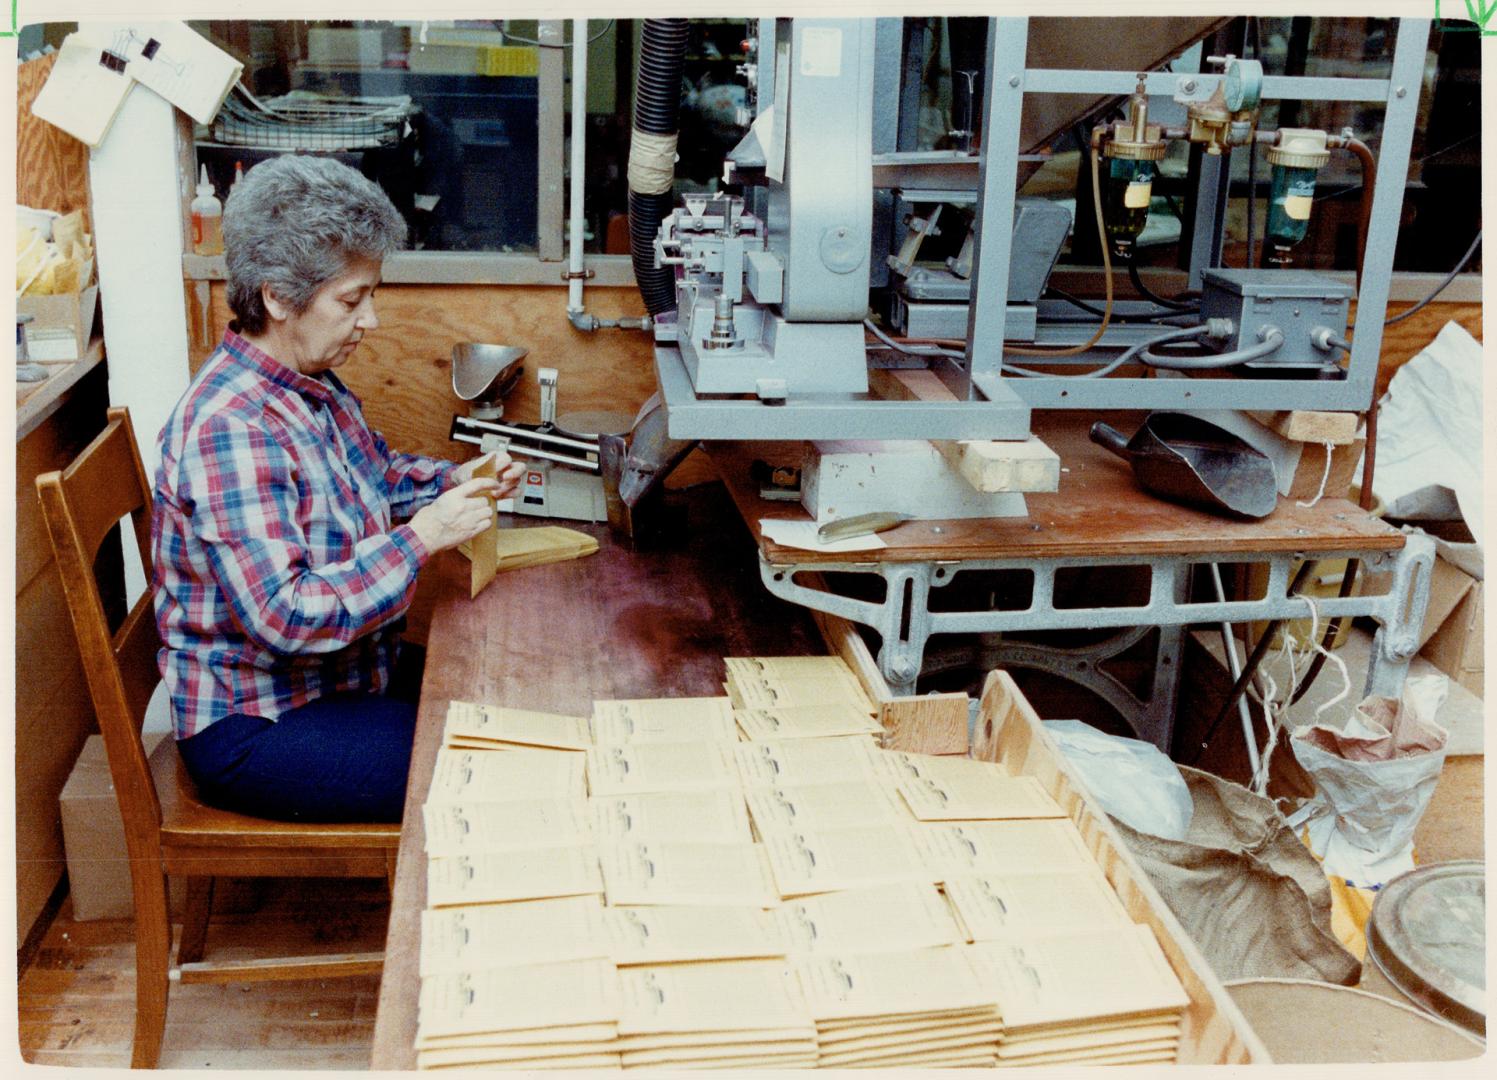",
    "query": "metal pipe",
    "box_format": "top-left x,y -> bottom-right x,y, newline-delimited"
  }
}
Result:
567,18 -> 588,314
